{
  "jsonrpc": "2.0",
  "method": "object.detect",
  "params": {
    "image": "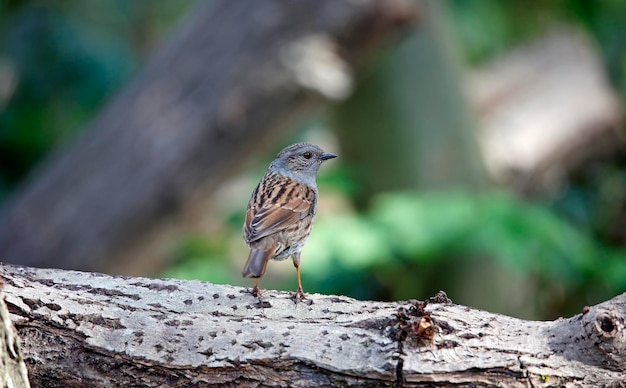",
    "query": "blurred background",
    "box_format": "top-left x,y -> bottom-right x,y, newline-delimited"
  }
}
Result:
1,0 -> 626,320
